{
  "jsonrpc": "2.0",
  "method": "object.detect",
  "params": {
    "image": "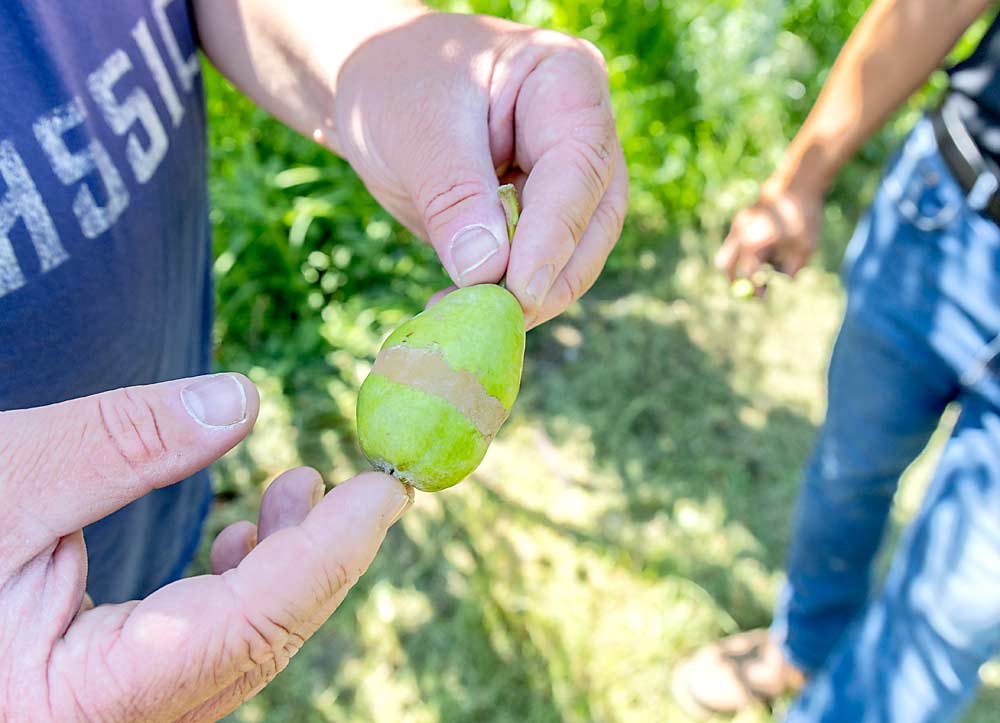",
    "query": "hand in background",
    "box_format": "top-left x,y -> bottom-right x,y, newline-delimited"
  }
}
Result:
0,375 -> 409,722
716,181 -> 823,287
